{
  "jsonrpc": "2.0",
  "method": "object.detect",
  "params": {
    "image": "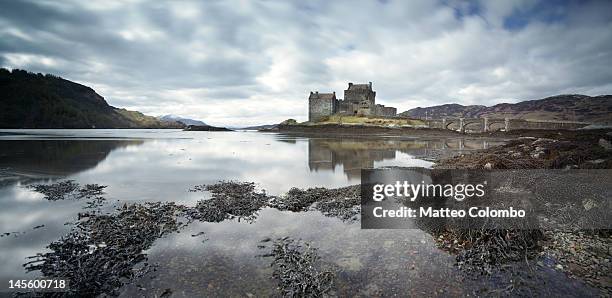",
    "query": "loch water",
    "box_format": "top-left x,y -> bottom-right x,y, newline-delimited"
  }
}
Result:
0,129 -> 595,296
